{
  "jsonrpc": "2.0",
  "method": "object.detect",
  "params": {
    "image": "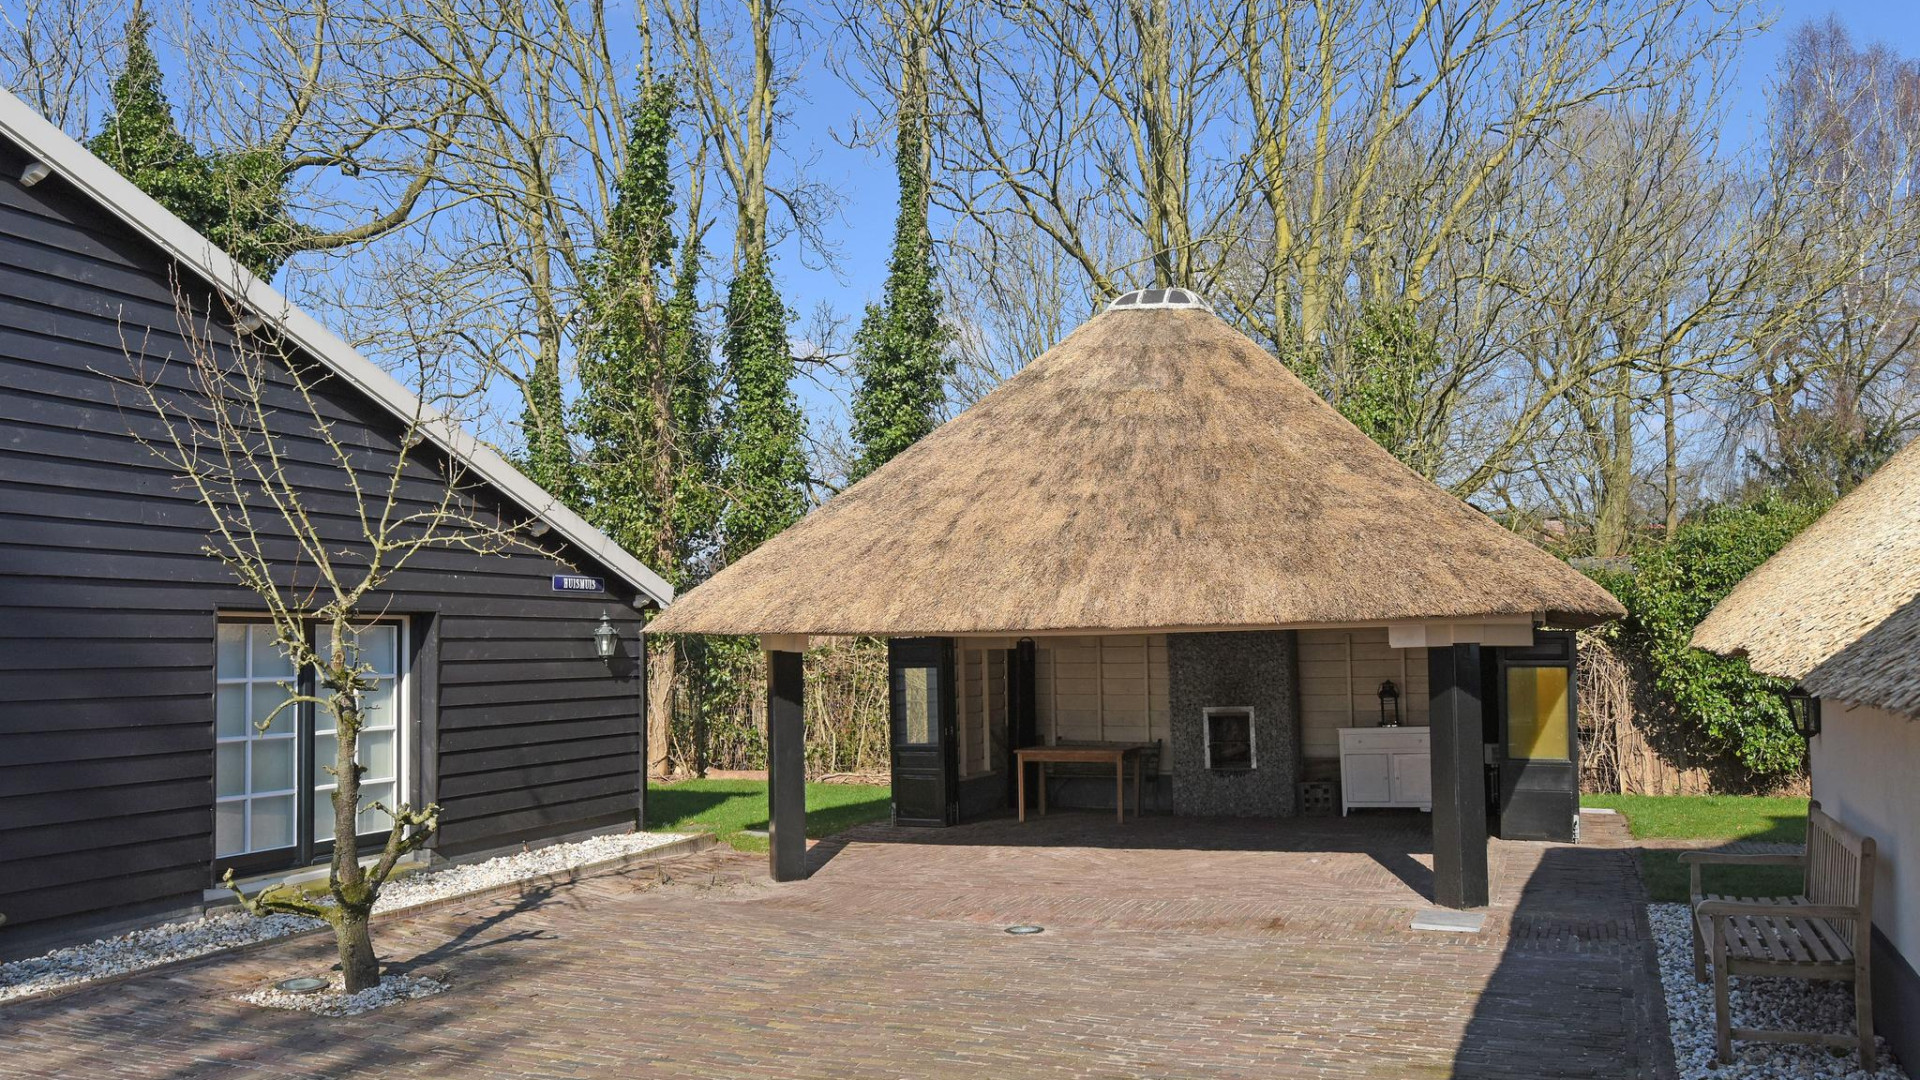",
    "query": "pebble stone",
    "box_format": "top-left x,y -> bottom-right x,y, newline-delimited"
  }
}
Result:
1650,903 -> 1905,1079
237,973 -> 449,1017
0,830 -> 688,1004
